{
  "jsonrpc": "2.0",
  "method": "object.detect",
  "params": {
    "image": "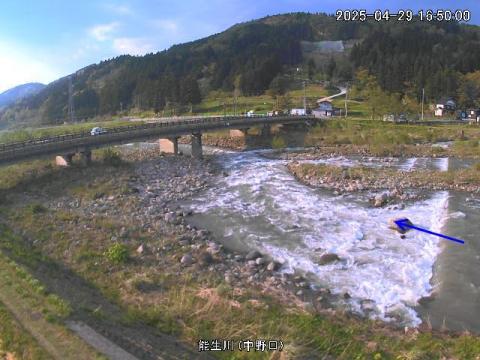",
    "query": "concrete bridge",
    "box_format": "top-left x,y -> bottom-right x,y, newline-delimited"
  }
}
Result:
0,115 -> 316,166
